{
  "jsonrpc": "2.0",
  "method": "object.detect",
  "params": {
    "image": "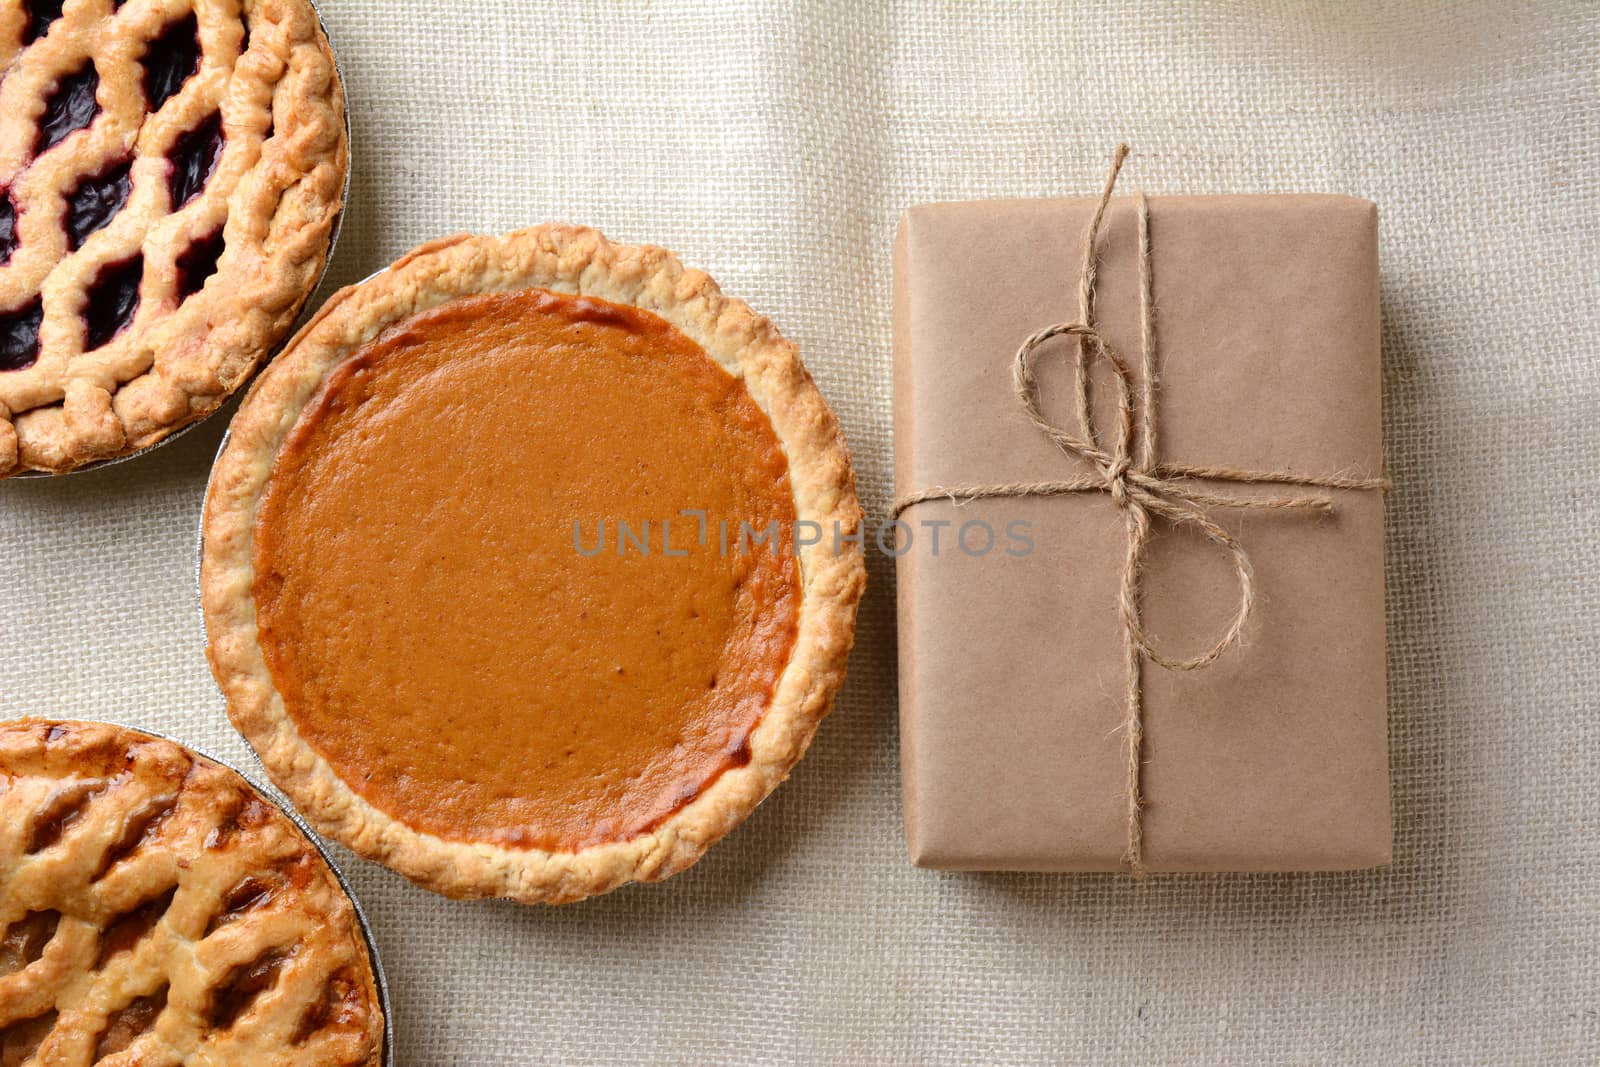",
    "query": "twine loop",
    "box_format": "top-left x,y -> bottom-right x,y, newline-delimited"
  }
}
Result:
1010,314 -> 1282,673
